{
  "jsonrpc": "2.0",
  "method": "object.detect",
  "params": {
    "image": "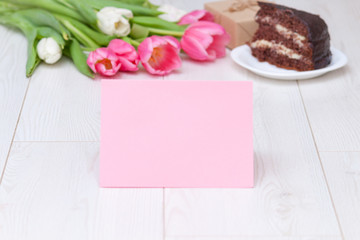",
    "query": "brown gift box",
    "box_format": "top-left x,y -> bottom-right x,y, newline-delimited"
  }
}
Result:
204,0 -> 260,49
